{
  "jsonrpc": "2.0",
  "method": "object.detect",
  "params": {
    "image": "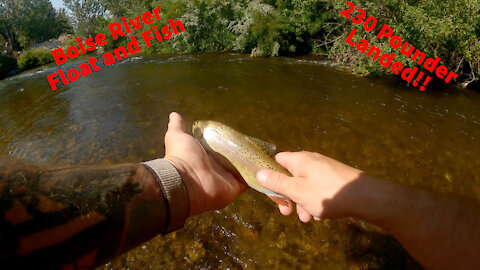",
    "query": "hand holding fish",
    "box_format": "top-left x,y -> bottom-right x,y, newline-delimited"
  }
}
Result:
256,151 -> 480,270
256,151 -> 363,222
164,112 -> 247,217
